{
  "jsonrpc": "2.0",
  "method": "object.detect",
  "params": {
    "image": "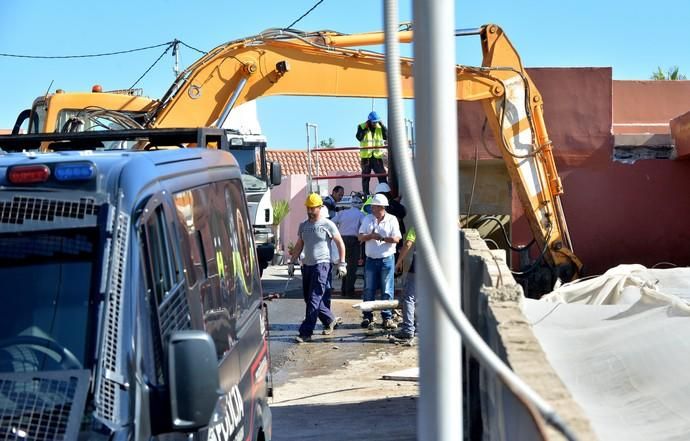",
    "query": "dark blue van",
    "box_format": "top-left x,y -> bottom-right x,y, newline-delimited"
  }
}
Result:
0,128 -> 272,441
